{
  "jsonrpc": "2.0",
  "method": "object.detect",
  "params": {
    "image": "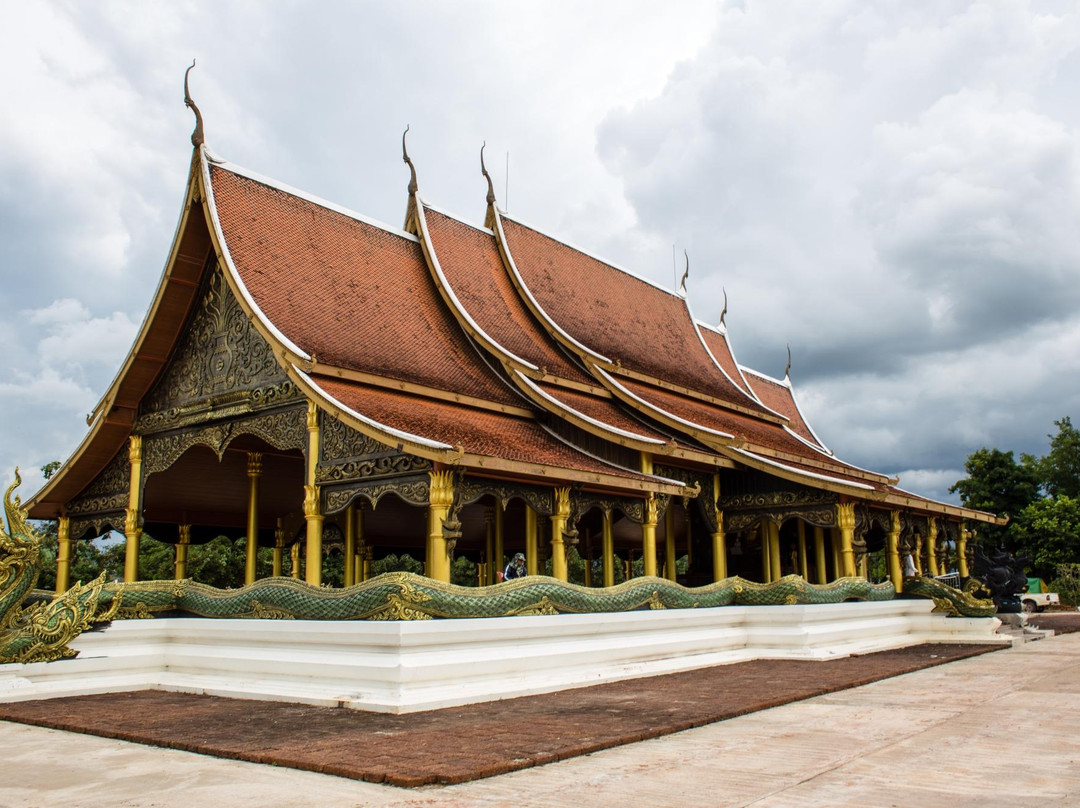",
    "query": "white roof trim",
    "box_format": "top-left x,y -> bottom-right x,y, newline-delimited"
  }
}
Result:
492,209 -> 611,364
740,364 -> 788,387
534,422 -> 683,486
686,300 -> 781,416
414,198 -> 538,371
292,366 -> 454,450
595,366 -> 735,440
421,199 -> 493,235
739,364 -> 835,455
732,448 -> 875,491
204,148 -> 419,243
782,424 -> 835,457
515,371 -> 666,446
503,213 -> 678,297
200,147 -> 311,361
